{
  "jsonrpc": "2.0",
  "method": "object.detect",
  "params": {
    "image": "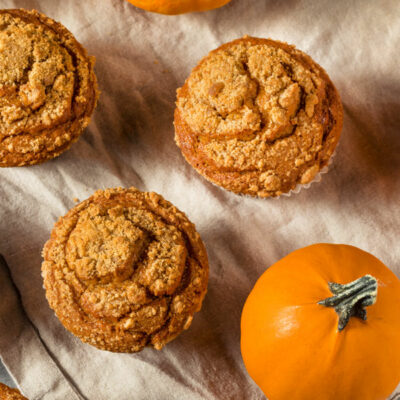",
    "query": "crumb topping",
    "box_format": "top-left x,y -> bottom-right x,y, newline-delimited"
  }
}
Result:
0,9 -> 97,167
175,37 -> 343,197
0,383 -> 28,400
0,12 -> 74,136
42,187 -> 209,352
